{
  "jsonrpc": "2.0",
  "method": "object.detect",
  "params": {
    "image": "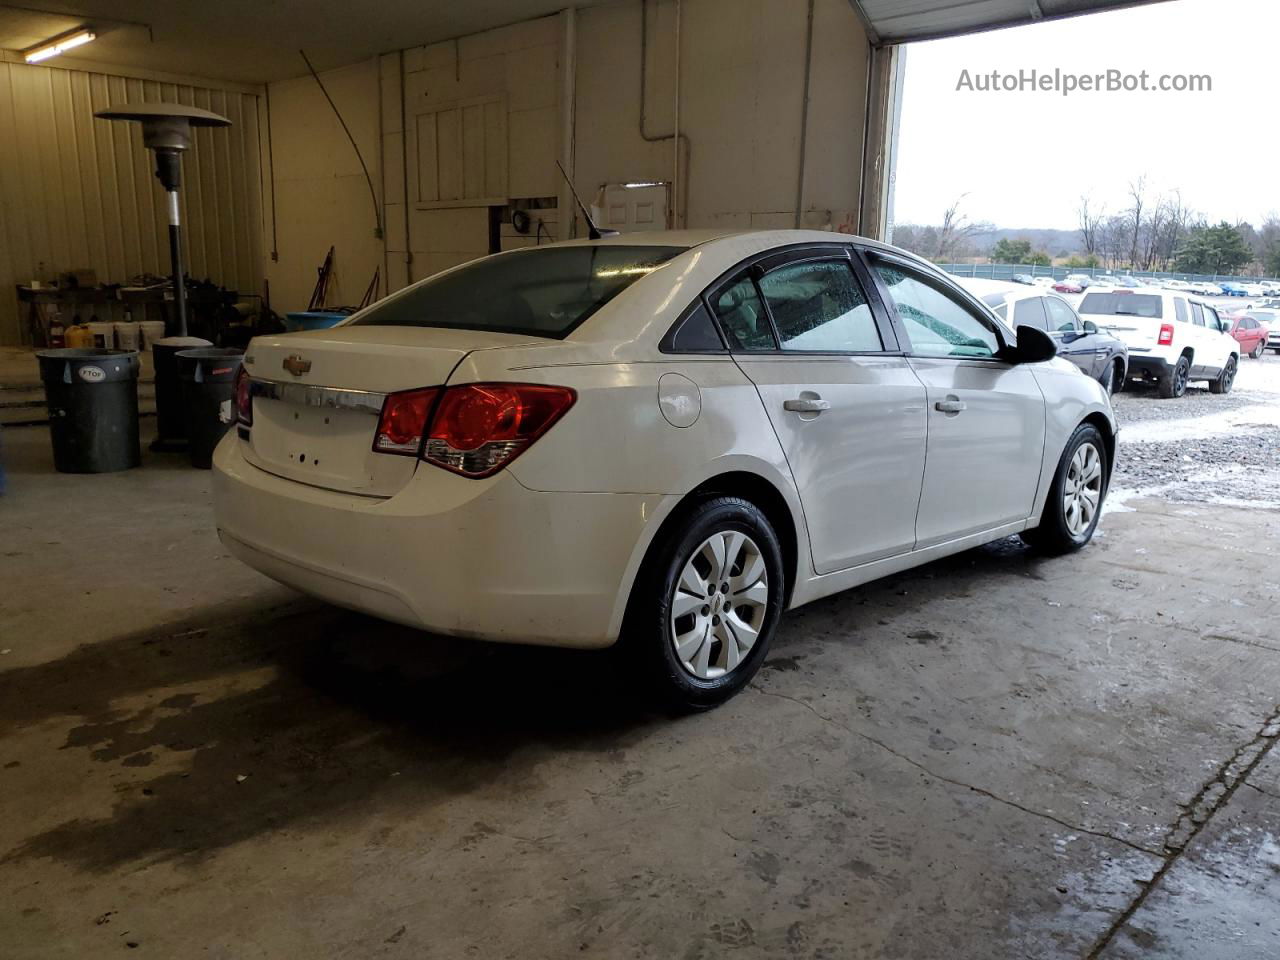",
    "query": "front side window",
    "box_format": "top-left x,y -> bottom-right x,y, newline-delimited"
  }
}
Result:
872,263 -> 1000,359
713,276 -> 775,351
758,260 -> 881,352
1045,297 -> 1080,333
350,245 -> 686,338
